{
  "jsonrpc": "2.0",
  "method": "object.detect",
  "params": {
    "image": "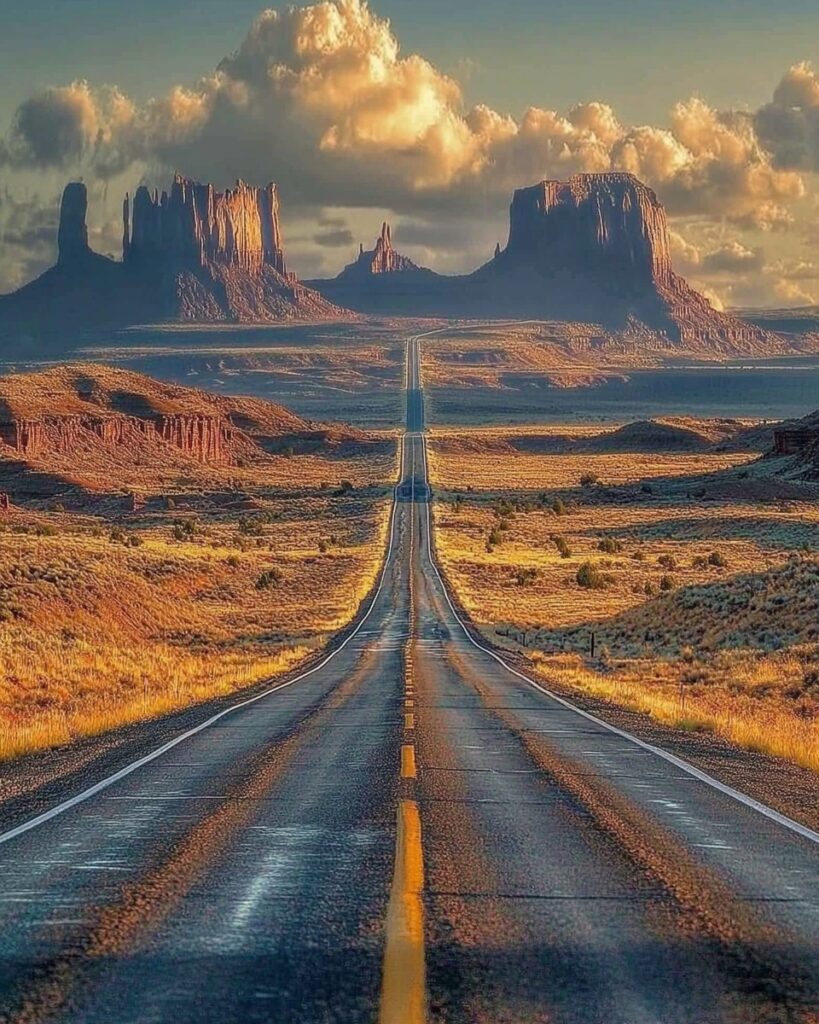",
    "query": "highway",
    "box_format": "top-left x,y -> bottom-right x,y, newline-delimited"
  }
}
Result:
0,333 -> 817,1023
